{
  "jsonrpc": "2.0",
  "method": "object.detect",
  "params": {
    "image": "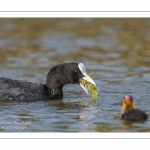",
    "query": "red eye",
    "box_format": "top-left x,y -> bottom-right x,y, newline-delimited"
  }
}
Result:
75,71 -> 79,75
